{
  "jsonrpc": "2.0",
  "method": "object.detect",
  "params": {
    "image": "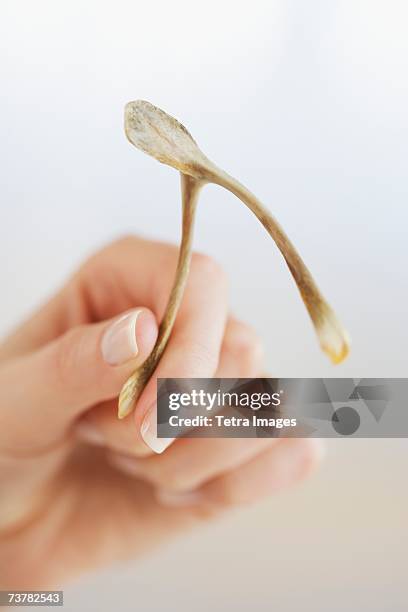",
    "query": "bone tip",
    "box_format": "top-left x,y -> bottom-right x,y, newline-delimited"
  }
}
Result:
118,387 -> 135,420
325,337 -> 350,365
317,314 -> 351,365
